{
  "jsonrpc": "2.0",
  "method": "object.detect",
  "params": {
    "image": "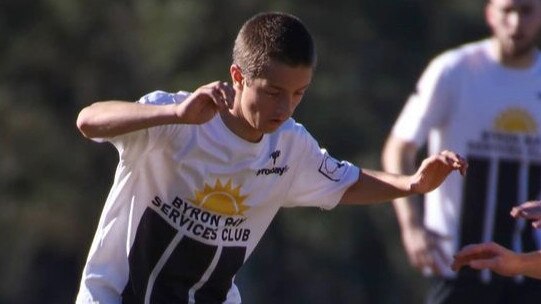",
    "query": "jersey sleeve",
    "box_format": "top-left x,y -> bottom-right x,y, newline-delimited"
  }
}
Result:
391,52 -> 457,146
107,90 -> 191,162
283,127 -> 360,210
